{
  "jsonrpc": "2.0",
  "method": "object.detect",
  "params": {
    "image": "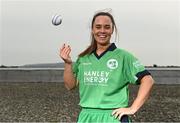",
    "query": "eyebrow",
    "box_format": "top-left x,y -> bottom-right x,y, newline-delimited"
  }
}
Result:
95,24 -> 111,26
